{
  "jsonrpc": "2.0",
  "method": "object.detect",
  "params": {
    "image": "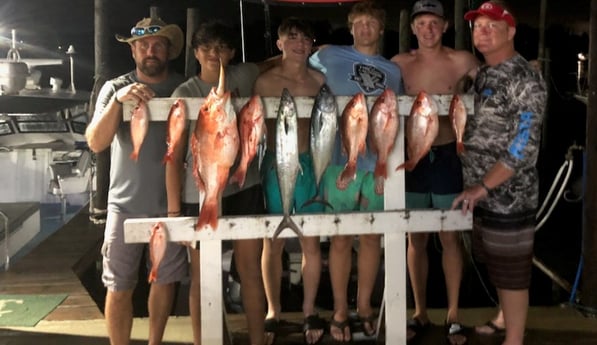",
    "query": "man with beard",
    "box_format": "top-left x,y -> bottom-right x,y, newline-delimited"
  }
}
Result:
85,17 -> 187,345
